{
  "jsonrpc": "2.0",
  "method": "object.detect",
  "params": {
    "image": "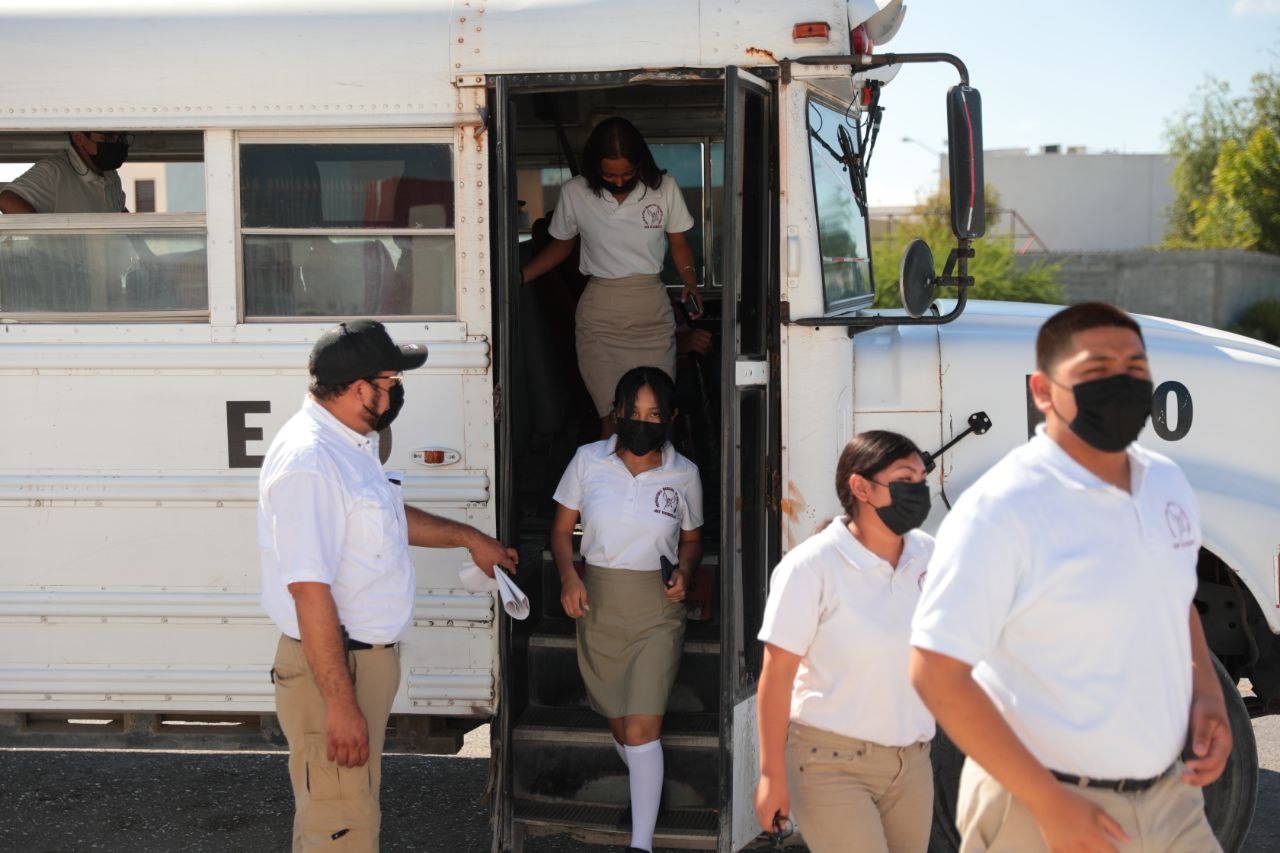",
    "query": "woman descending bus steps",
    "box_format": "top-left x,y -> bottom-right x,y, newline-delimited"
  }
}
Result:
754,431 -> 937,853
550,366 -> 704,853
521,117 -> 704,438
